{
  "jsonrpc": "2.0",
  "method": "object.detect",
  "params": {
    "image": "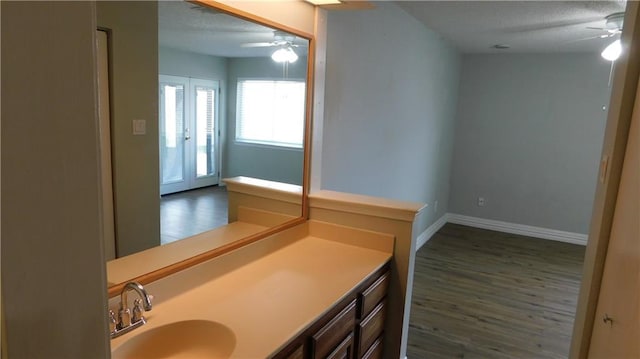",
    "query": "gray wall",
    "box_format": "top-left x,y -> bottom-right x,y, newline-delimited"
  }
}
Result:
2,2 -> 109,357
97,1 -> 160,257
321,2 -> 461,227
225,56 -> 307,185
449,54 -> 611,234
319,5 -> 460,357
159,47 -> 227,81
